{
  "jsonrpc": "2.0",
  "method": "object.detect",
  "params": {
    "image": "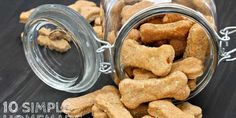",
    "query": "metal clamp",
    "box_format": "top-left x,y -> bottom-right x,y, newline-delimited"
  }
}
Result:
95,38 -> 114,74
218,26 -> 236,64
